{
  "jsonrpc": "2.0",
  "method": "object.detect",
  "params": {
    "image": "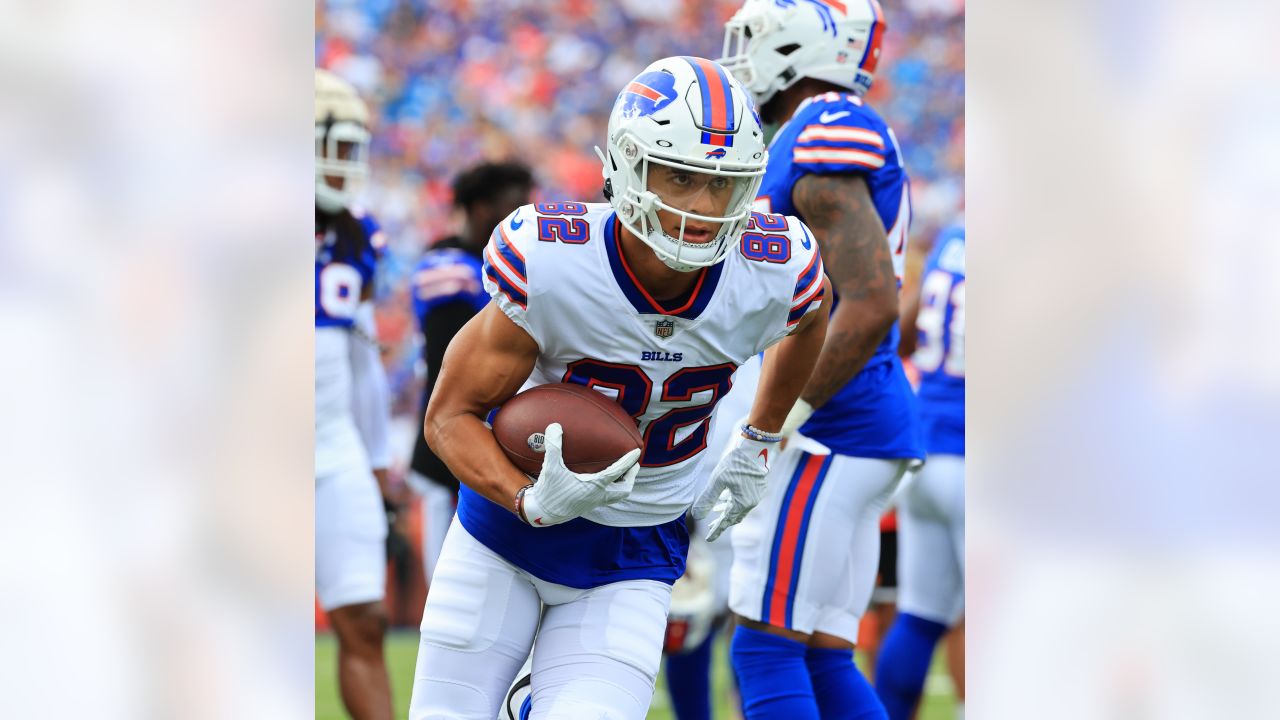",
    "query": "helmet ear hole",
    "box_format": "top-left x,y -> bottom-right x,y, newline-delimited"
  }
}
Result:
776,43 -> 801,56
